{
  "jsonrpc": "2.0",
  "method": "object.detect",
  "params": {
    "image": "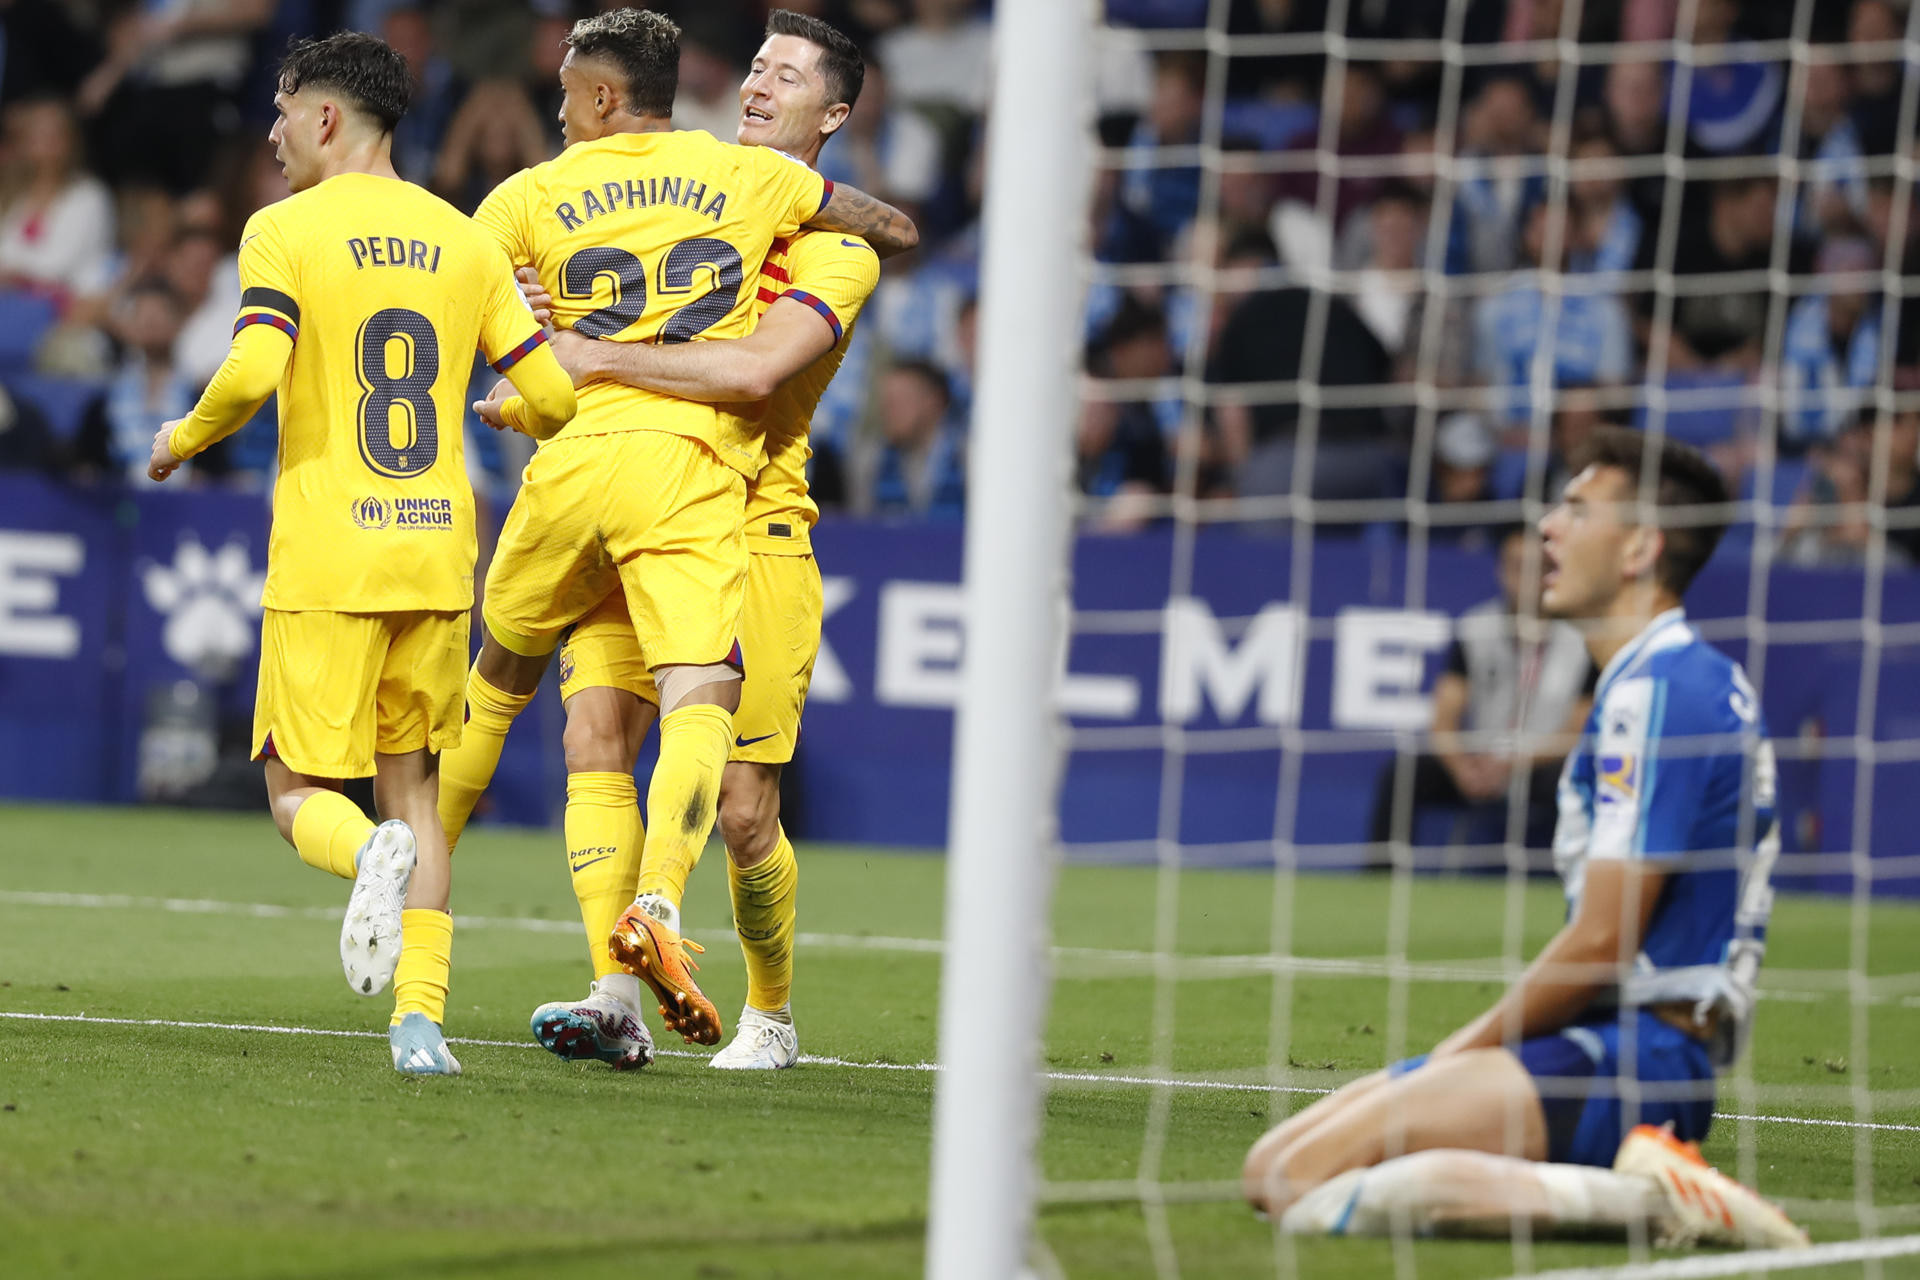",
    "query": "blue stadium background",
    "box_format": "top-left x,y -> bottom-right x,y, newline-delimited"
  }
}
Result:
1,0 -> 1915,895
